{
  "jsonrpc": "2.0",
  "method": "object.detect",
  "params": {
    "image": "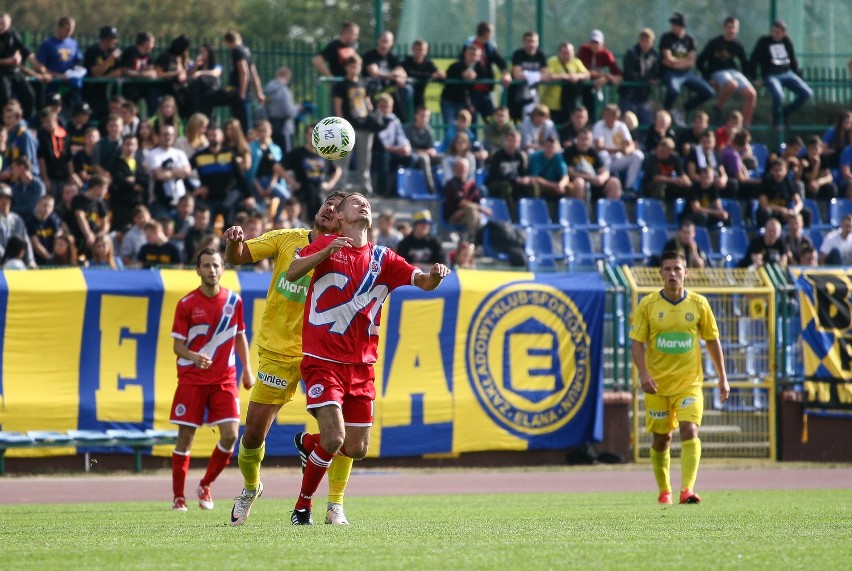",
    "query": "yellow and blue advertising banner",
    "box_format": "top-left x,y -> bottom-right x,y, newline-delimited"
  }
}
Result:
0,268 -> 605,458
791,268 -> 852,415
